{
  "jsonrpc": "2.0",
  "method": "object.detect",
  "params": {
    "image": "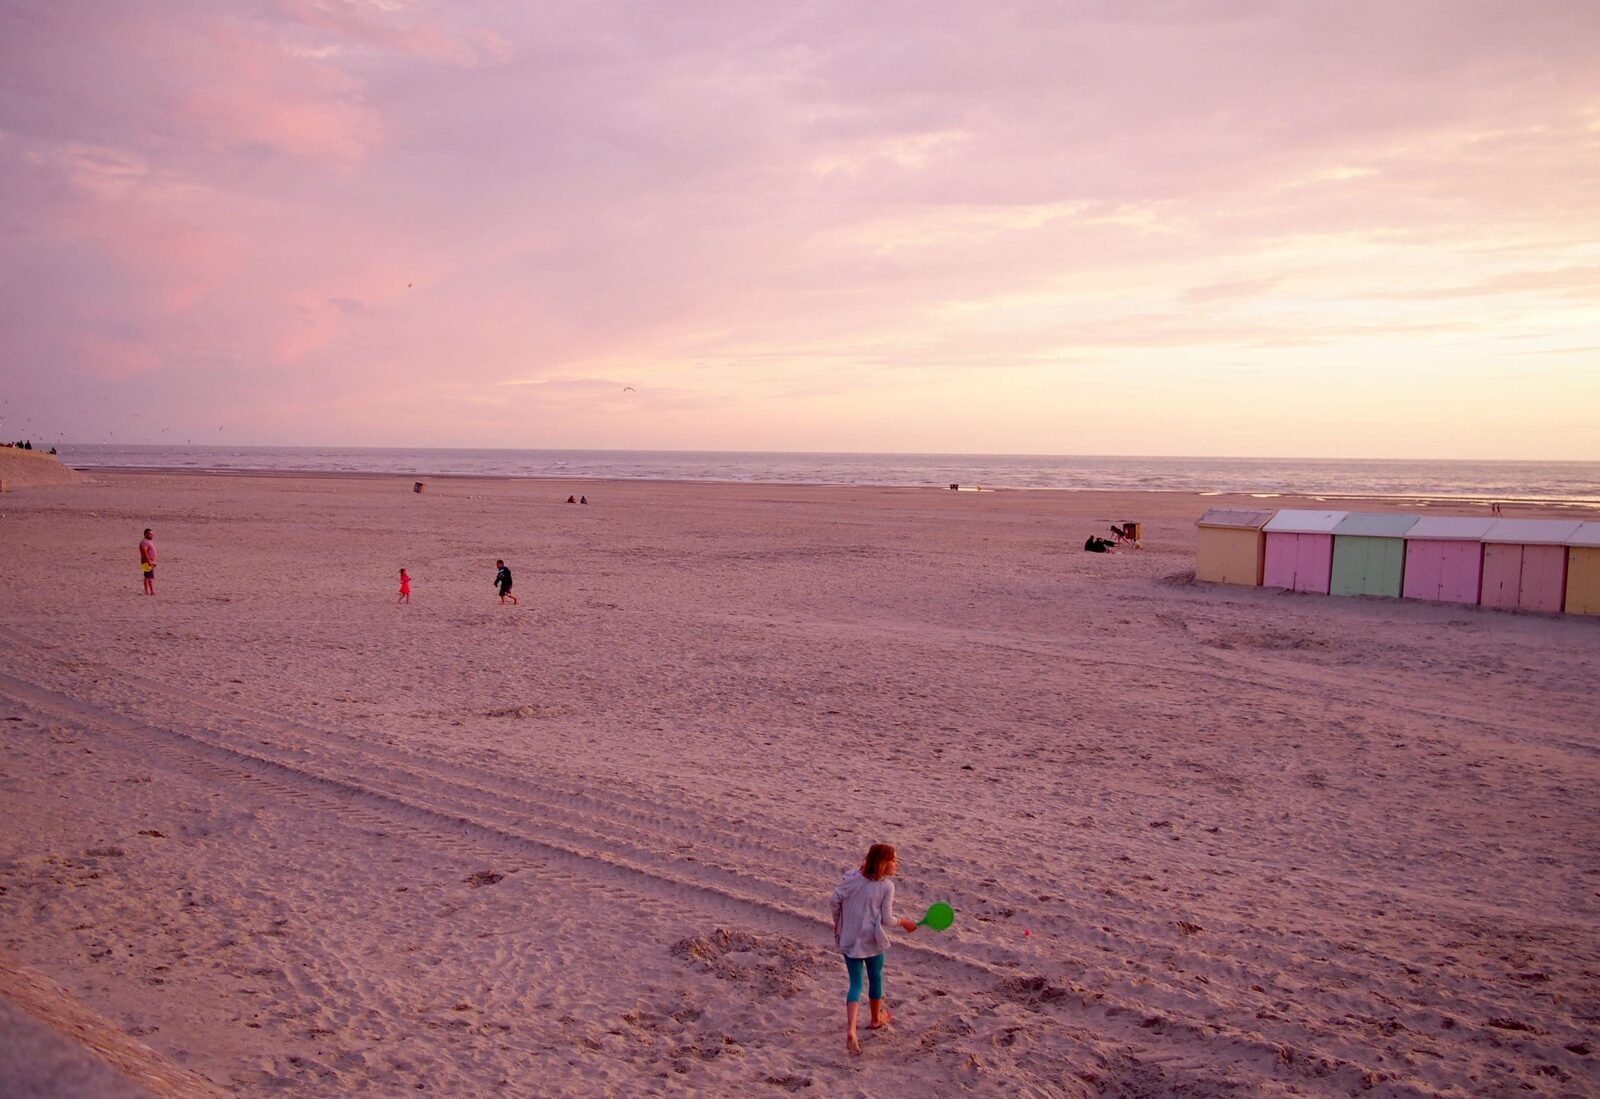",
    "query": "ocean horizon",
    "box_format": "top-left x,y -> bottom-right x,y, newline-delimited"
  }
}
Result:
52,444 -> 1600,508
